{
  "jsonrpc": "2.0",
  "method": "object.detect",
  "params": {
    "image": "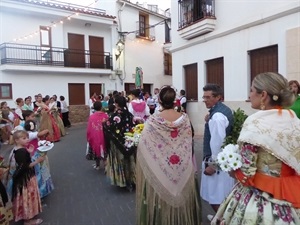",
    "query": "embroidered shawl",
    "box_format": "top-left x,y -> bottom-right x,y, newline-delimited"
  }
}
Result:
103,108 -> 136,156
137,113 -> 194,207
238,109 -> 300,174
